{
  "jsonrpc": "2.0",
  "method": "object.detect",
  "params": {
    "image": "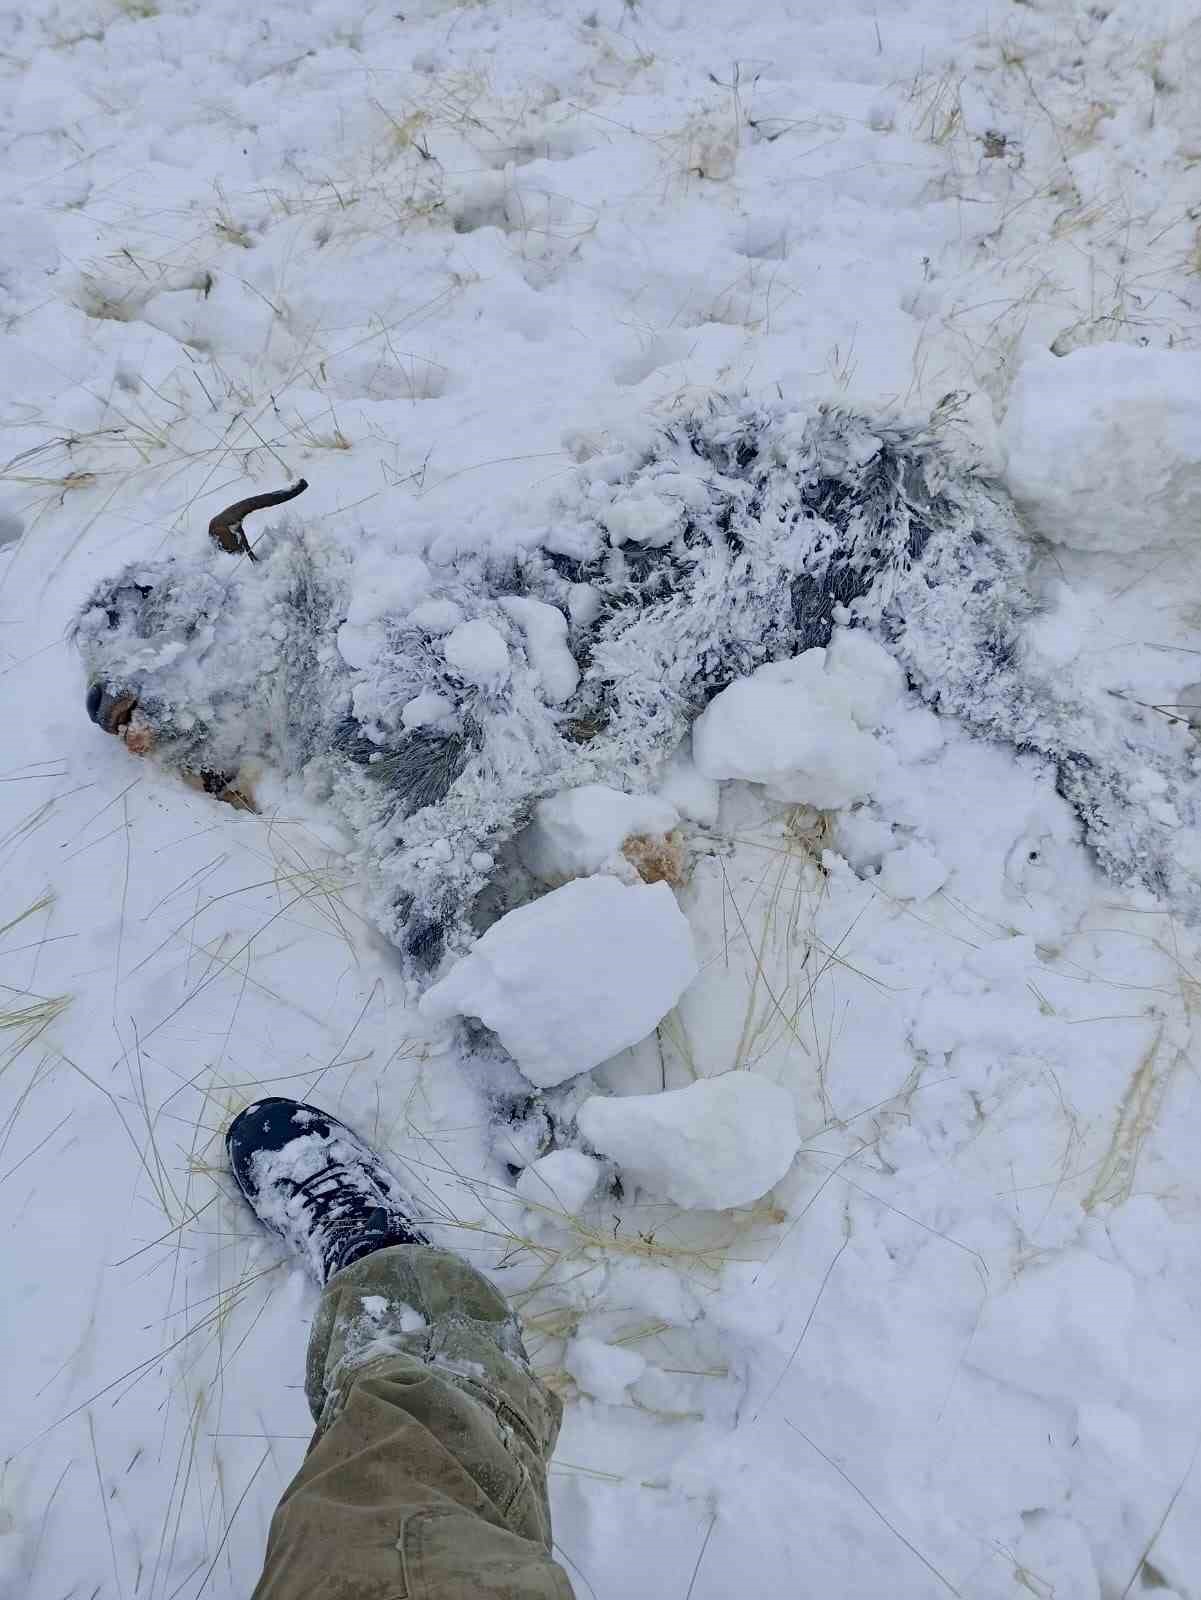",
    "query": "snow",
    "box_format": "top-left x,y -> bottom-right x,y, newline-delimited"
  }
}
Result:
1181,682 -> 1201,733
692,642 -> 889,809
339,552 -> 432,667
516,1149 -> 603,1218
407,598 -> 463,635
576,1074 -> 801,1211
401,688 -> 455,731
7,2 -> 1201,1598
518,783 -> 679,884
1004,345 -> 1201,552
360,1295 -> 428,1335
420,876 -> 699,1087
442,617 -> 510,686
966,1250 -> 1136,1410
564,1336 -> 647,1405
601,489 -> 681,548
656,744 -> 721,827
877,840 -> 949,902
498,595 -> 580,704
